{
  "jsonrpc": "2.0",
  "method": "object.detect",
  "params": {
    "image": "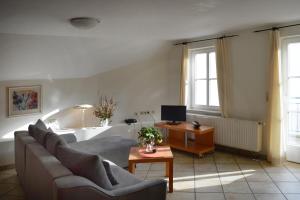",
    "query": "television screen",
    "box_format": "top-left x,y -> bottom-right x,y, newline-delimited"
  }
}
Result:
161,105 -> 186,123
